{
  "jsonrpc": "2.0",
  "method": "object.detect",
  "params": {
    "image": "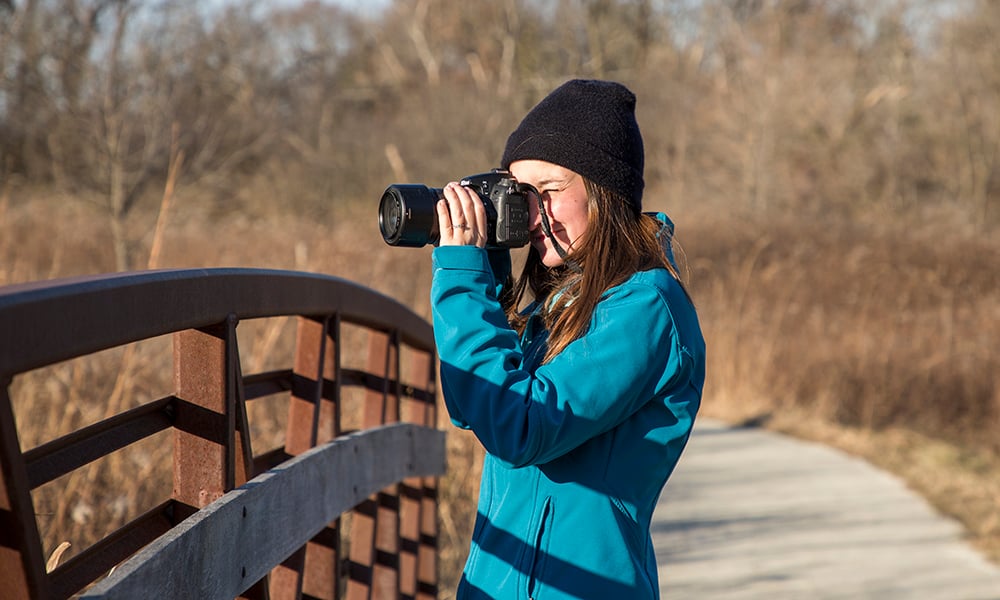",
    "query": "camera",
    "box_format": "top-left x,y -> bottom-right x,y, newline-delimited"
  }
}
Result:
378,170 -> 532,249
